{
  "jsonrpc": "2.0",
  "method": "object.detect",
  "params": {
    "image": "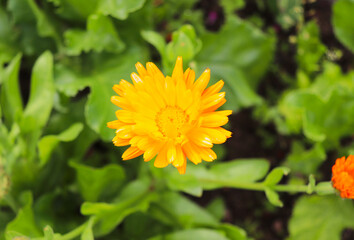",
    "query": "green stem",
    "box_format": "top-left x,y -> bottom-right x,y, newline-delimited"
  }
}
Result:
198,178 -> 312,193
60,218 -> 93,240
